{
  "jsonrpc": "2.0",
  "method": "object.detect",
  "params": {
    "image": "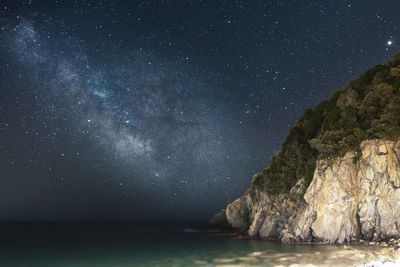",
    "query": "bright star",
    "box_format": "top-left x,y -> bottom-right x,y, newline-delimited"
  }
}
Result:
387,40 -> 393,46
